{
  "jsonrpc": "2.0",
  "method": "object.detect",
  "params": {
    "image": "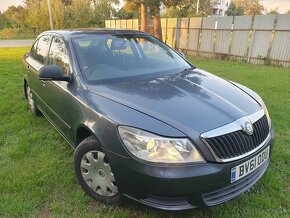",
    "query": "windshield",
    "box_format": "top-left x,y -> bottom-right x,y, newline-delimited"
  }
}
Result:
72,34 -> 191,83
